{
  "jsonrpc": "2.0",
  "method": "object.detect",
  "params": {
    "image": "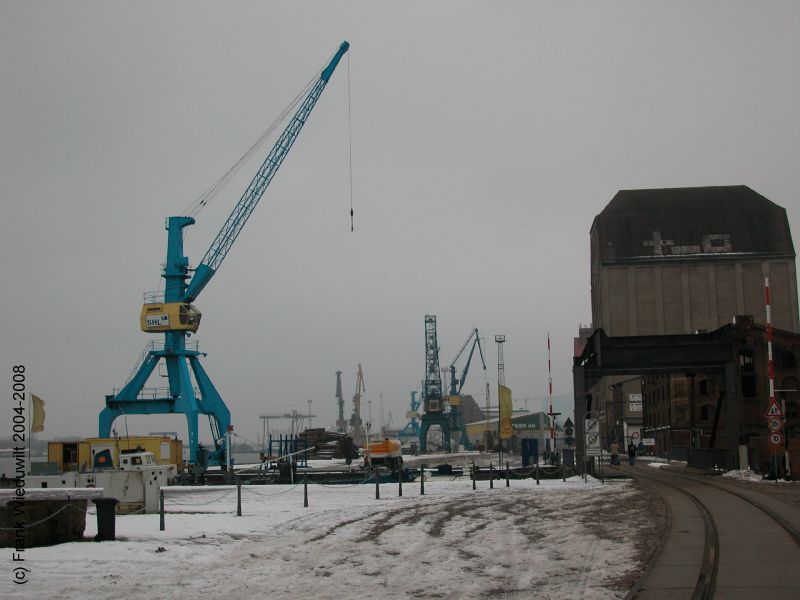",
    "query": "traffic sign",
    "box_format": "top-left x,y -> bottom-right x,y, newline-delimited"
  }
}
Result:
768,432 -> 784,447
585,432 -> 600,456
764,398 -> 784,418
767,417 -> 783,432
